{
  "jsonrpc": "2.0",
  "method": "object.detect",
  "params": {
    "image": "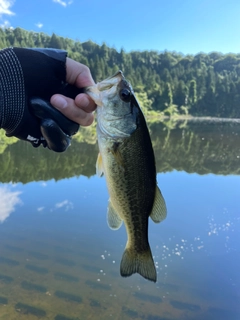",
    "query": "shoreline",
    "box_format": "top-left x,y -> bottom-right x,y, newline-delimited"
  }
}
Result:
147,114 -> 240,123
